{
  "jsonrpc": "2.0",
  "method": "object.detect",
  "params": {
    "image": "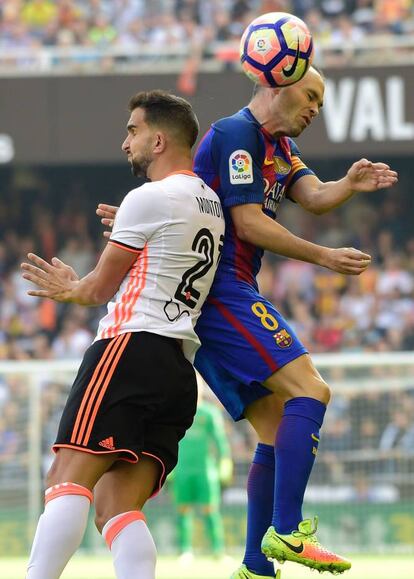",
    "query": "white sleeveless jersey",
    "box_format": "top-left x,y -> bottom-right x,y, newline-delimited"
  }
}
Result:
95,171 -> 225,361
